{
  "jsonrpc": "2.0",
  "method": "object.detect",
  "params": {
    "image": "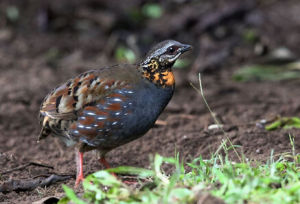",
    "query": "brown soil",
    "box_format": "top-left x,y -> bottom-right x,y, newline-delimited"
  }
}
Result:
0,0 -> 299,203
